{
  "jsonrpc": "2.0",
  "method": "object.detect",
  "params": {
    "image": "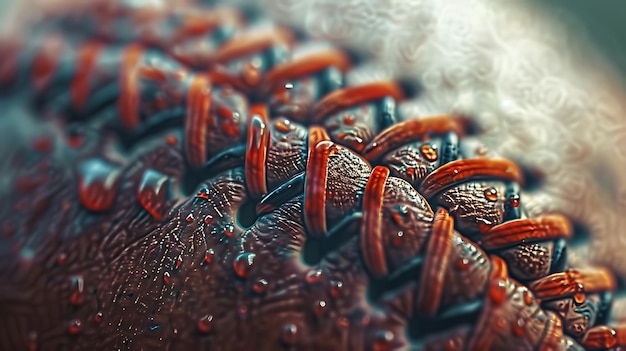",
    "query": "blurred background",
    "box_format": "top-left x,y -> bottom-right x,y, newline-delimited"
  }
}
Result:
2,0 -> 626,314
